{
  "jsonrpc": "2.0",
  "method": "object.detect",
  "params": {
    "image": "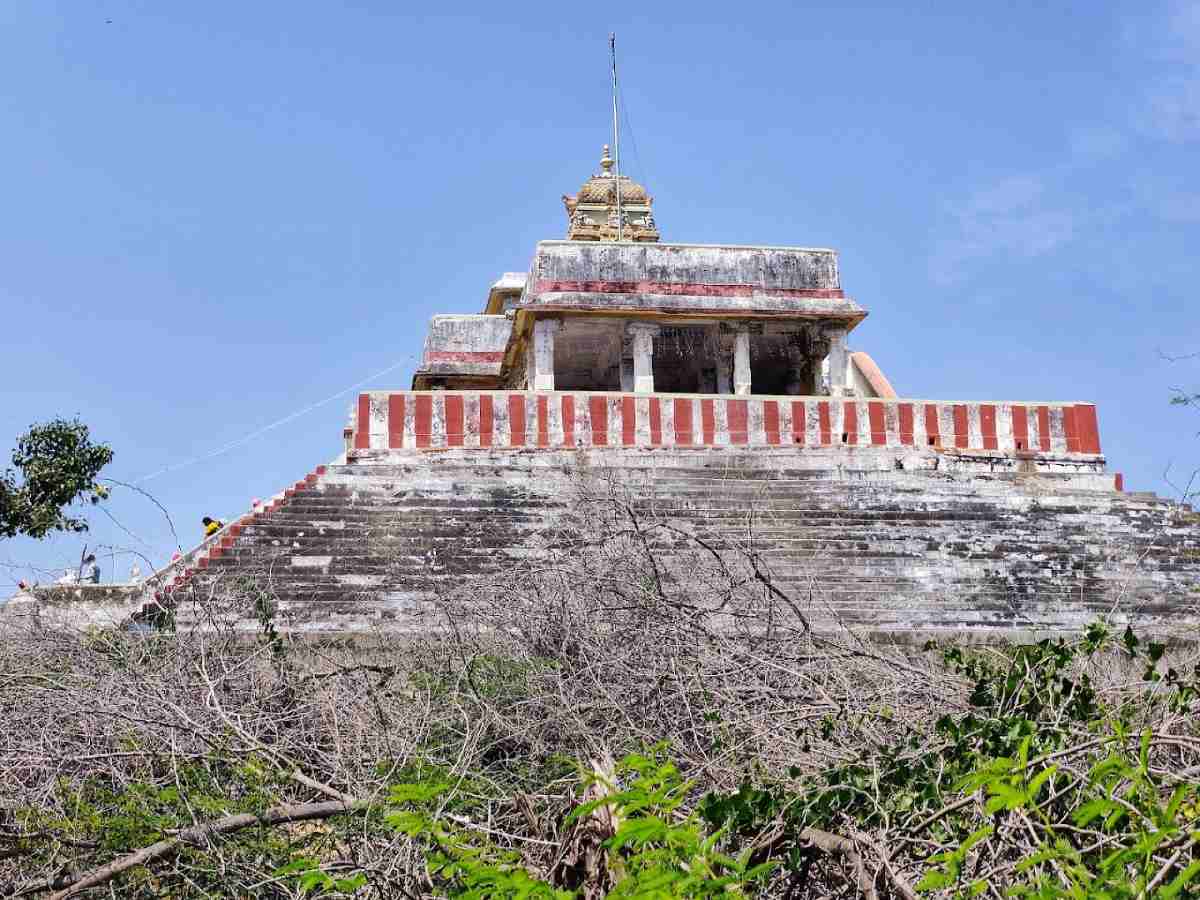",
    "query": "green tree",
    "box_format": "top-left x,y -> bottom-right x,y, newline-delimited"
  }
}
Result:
0,418 -> 113,540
